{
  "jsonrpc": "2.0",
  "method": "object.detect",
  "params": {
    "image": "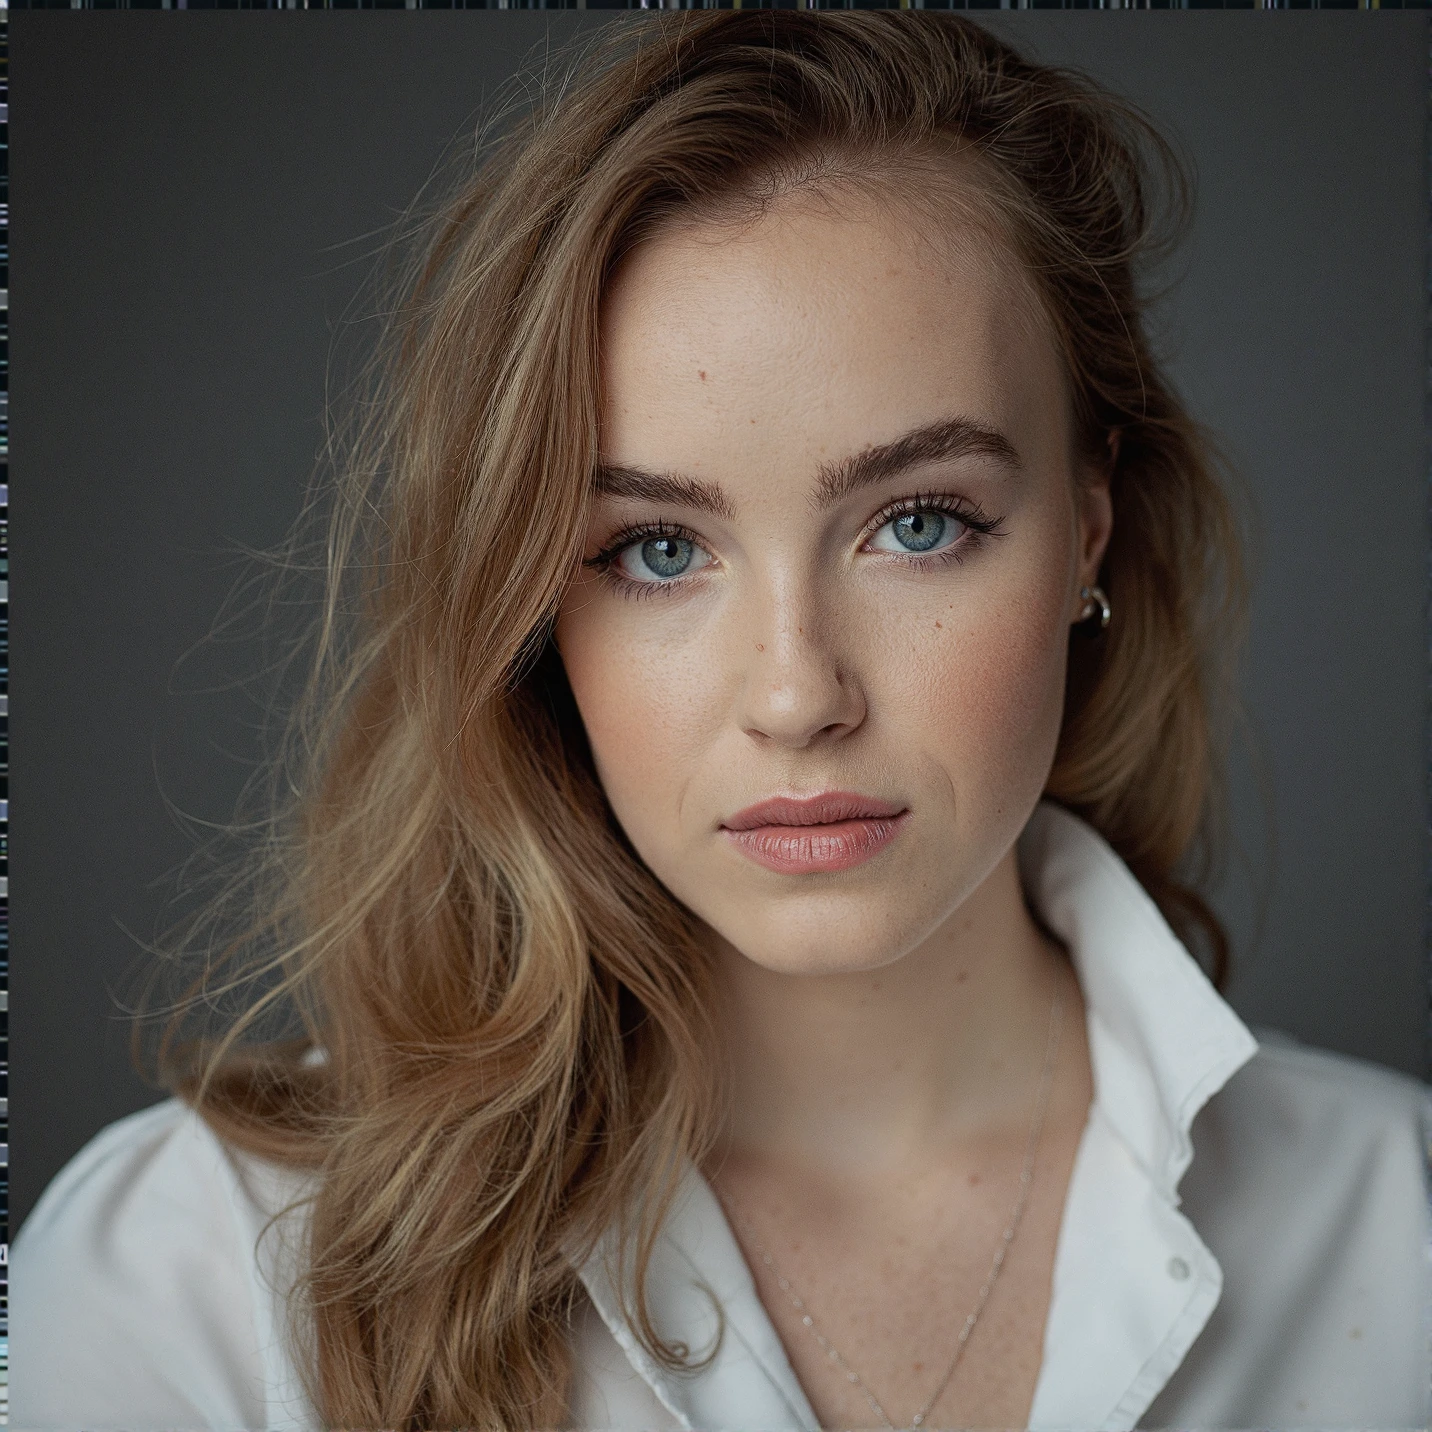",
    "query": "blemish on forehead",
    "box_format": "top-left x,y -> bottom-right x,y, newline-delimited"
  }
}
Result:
699,371 -> 707,381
